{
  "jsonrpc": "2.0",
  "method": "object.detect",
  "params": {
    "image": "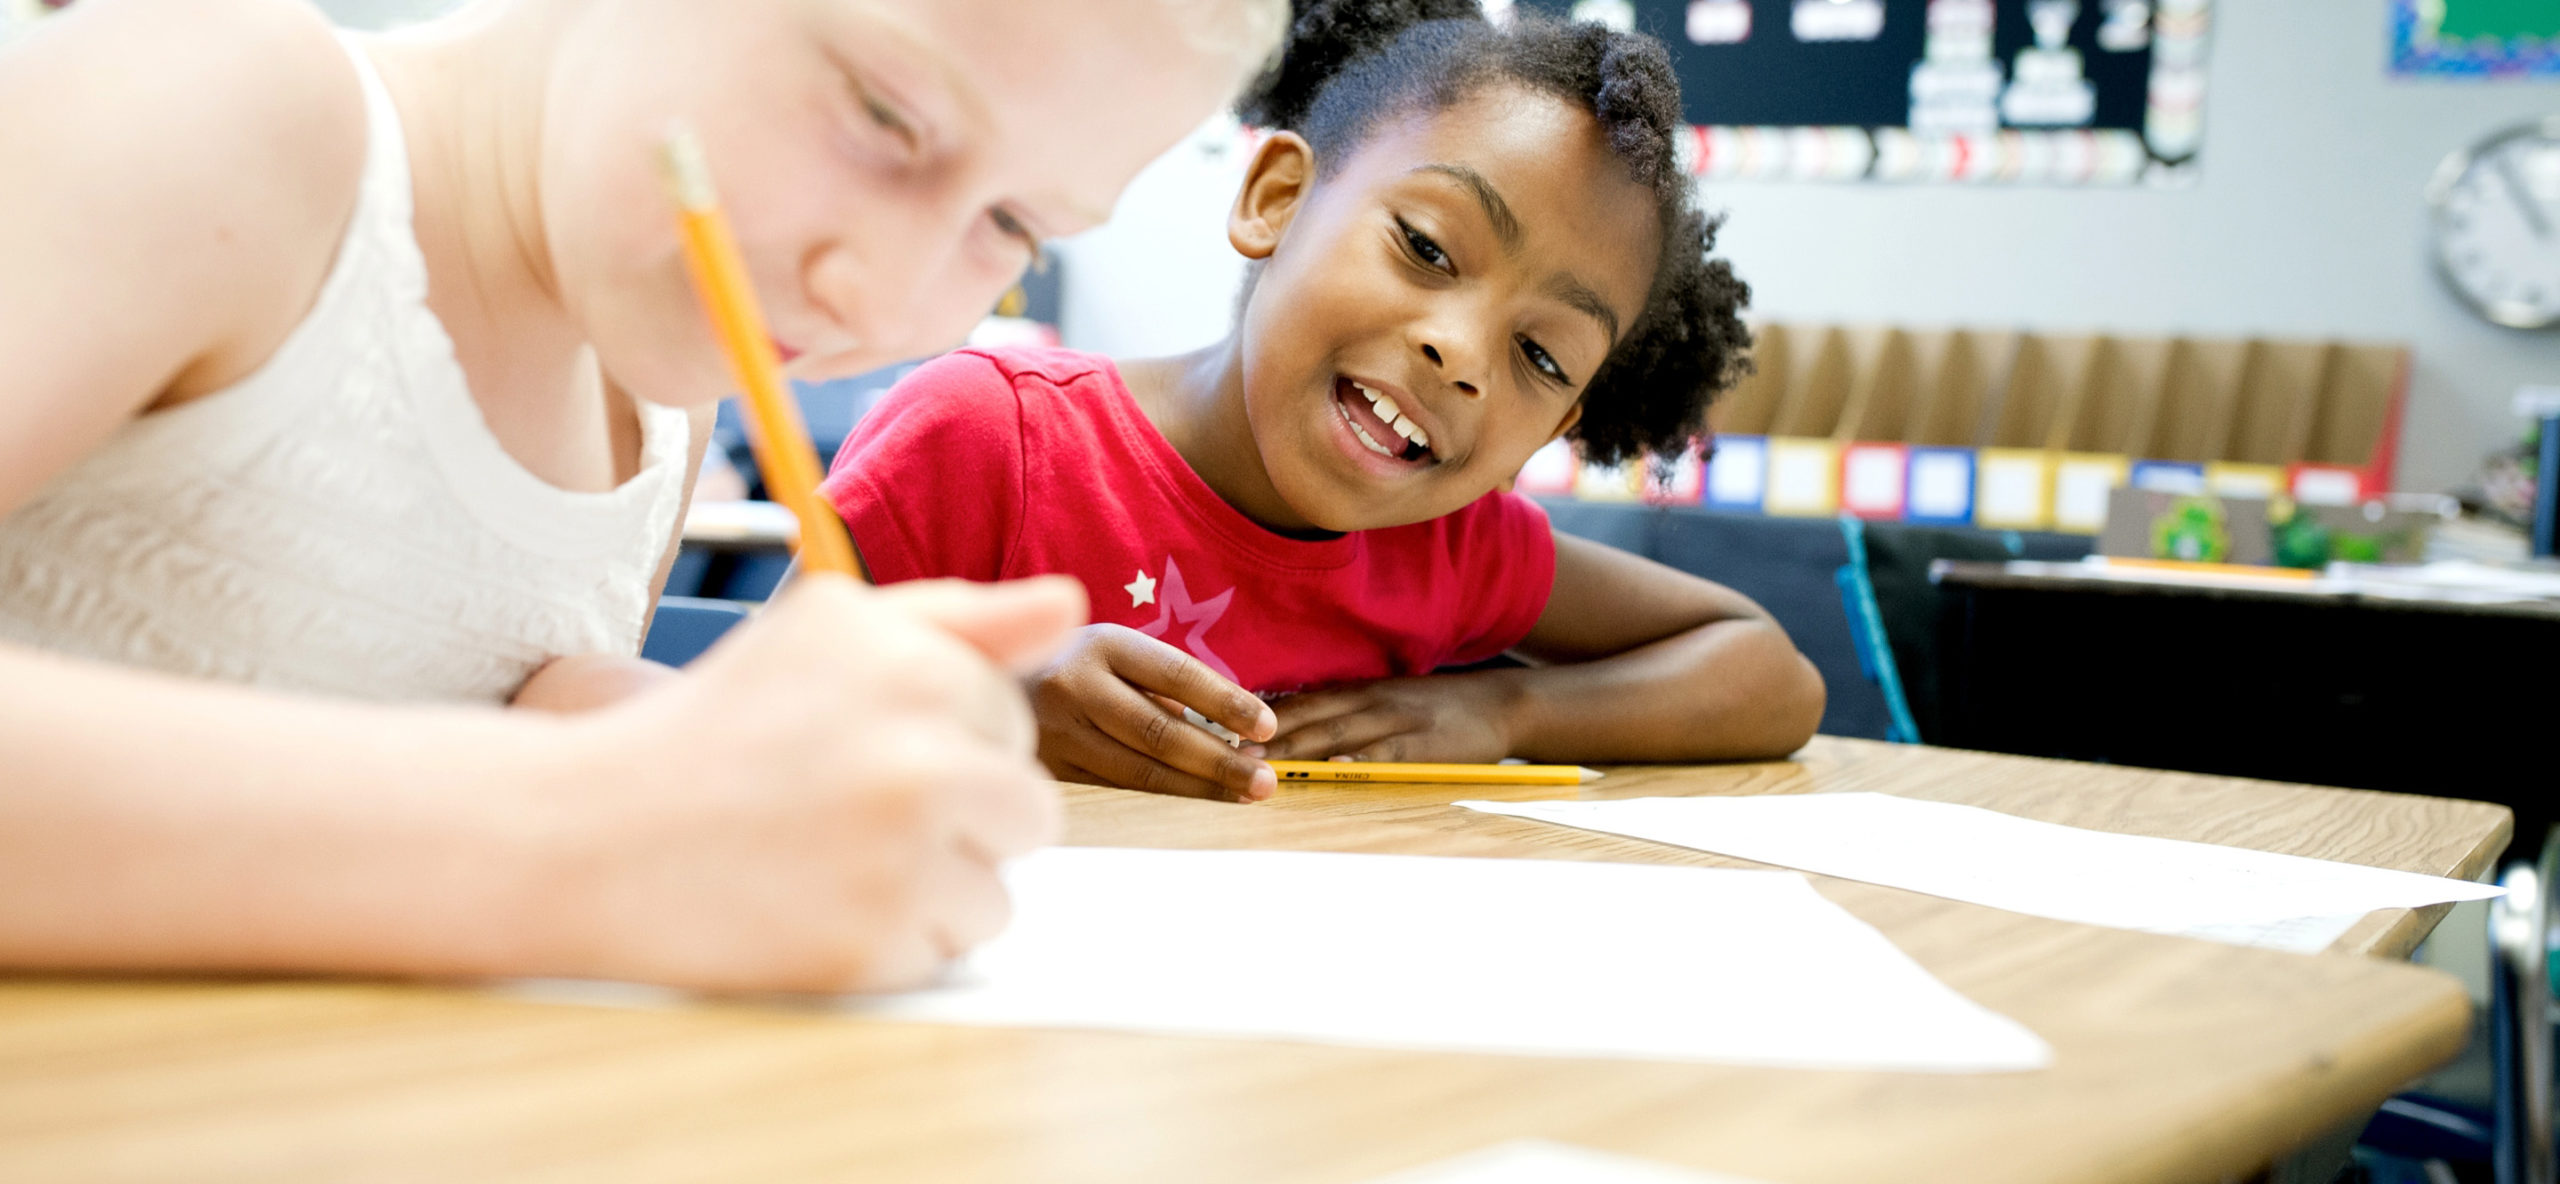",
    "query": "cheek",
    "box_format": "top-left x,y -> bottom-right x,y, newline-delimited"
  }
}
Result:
882,244 -> 1023,358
